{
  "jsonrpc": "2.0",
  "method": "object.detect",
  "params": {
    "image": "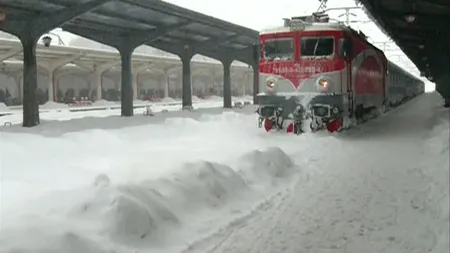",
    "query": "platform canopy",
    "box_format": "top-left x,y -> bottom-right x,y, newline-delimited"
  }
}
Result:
358,0 -> 450,99
0,0 -> 259,64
